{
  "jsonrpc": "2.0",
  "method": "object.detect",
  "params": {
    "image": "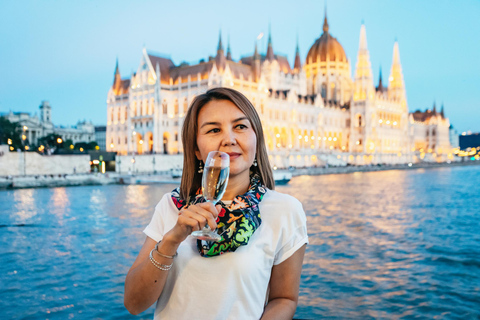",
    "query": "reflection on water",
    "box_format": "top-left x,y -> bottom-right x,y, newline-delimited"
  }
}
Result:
1,166 -> 480,319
